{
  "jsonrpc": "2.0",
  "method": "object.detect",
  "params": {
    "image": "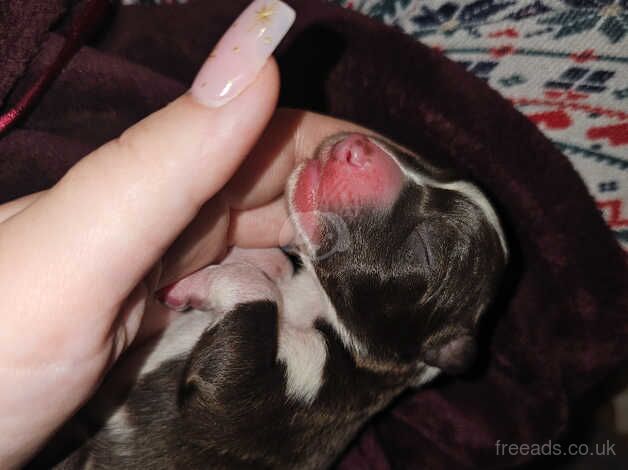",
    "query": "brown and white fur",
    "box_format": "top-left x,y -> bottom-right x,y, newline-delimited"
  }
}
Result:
51,132 -> 507,469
